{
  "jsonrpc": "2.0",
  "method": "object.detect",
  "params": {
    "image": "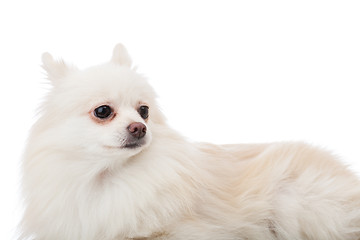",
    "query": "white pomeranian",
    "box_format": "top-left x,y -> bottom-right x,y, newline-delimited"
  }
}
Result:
20,44 -> 360,240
